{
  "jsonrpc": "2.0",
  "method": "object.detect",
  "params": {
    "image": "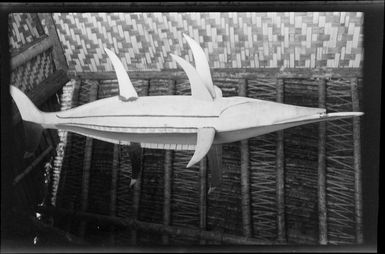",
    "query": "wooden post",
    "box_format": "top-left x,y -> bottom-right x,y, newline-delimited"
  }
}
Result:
78,81 -> 99,237
37,13 -> 68,71
162,80 -> 175,244
10,35 -> 53,70
131,79 -> 150,244
199,157 -> 207,244
109,144 -> 120,244
318,79 -> 328,244
276,78 -> 286,243
238,79 -> 252,237
163,149 -> 172,244
351,78 -> 363,244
